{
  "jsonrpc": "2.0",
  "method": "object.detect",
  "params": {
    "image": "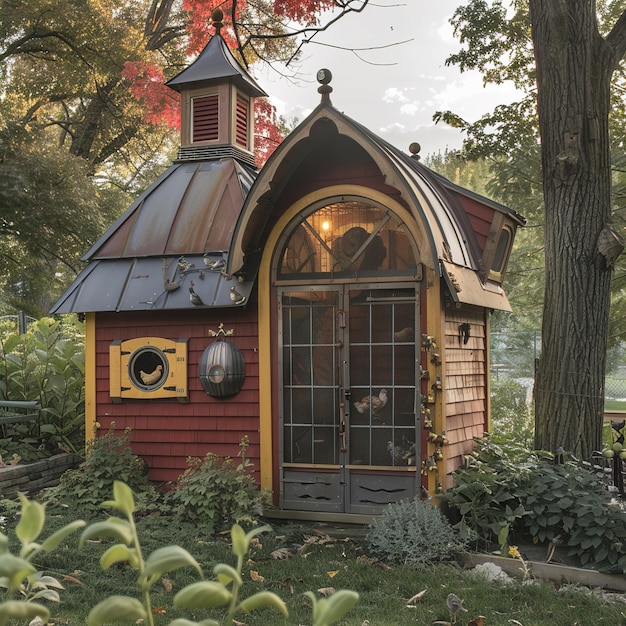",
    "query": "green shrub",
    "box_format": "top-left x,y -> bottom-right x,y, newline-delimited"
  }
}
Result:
172,436 -> 266,532
489,377 -> 534,450
440,438 -> 626,572
365,497 -> 466,568
47,425 -> 154,515
0,315 -> 85,460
